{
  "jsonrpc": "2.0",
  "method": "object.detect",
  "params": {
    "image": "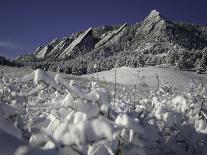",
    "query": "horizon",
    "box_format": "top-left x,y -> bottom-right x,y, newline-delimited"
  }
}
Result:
0,0 -> 207,59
